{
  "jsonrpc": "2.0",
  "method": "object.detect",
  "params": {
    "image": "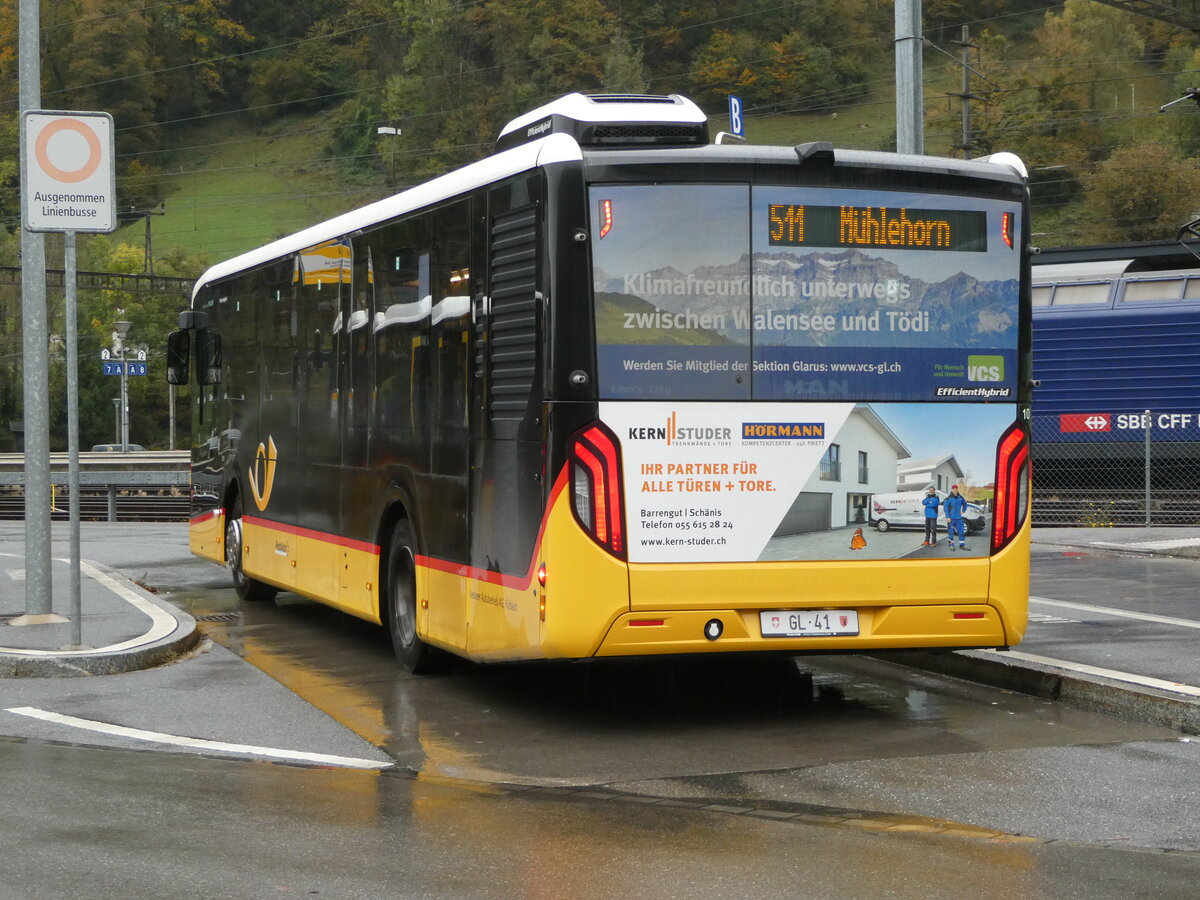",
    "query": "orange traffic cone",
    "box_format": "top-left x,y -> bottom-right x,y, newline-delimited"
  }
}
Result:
850,527 -> 867,550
